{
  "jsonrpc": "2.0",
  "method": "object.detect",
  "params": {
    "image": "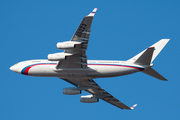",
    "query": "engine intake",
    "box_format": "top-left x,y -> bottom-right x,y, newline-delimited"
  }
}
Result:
63,87 -> 81,95
80,95 -> 99,103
